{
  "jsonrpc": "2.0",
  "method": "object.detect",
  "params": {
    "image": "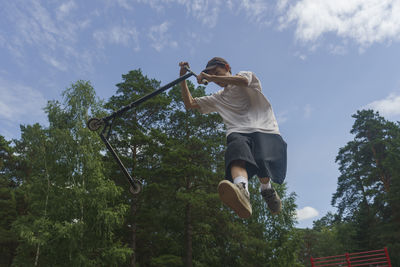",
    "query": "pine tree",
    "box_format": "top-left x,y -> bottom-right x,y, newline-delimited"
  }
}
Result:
104,69 -> 171,267
332,109 -> 400,263
161,84 -> 226,267
112,80 -> 227,266
144,83 -> 302,267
